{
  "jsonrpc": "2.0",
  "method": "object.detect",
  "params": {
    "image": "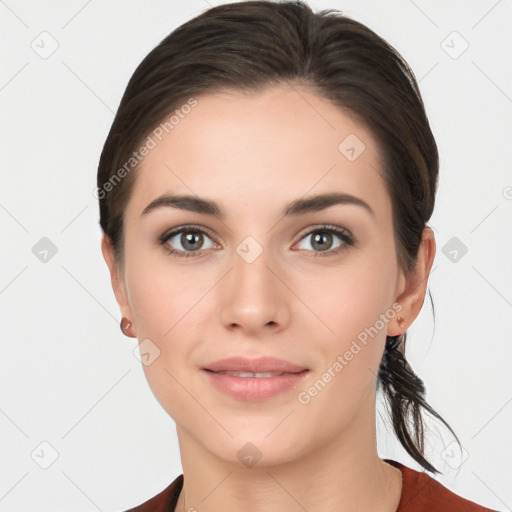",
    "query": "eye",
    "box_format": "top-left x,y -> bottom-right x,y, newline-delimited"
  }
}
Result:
294,225 -> 355,256
159,225 -> 218,258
